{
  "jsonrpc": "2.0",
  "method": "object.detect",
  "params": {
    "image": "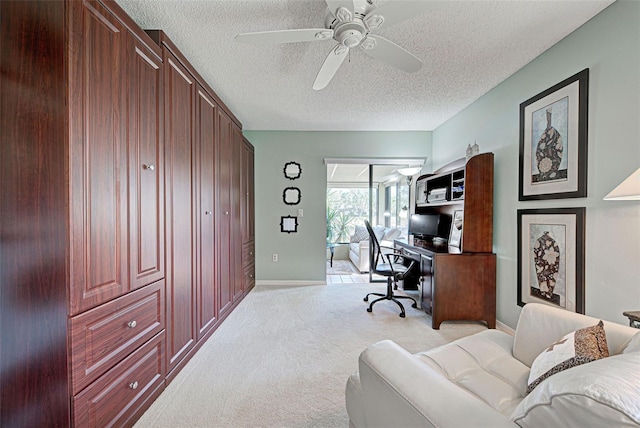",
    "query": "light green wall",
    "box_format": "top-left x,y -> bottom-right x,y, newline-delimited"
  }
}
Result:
433,0 -> 640,328
242,131 -> 432,281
